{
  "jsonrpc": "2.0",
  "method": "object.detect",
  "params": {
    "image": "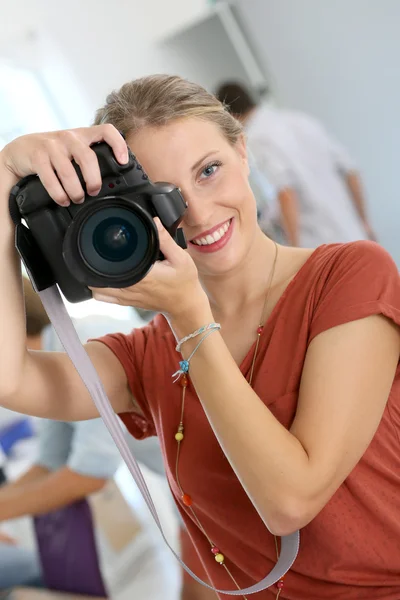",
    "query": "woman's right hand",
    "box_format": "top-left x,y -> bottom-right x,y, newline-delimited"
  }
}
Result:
1,124 -> 129,206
